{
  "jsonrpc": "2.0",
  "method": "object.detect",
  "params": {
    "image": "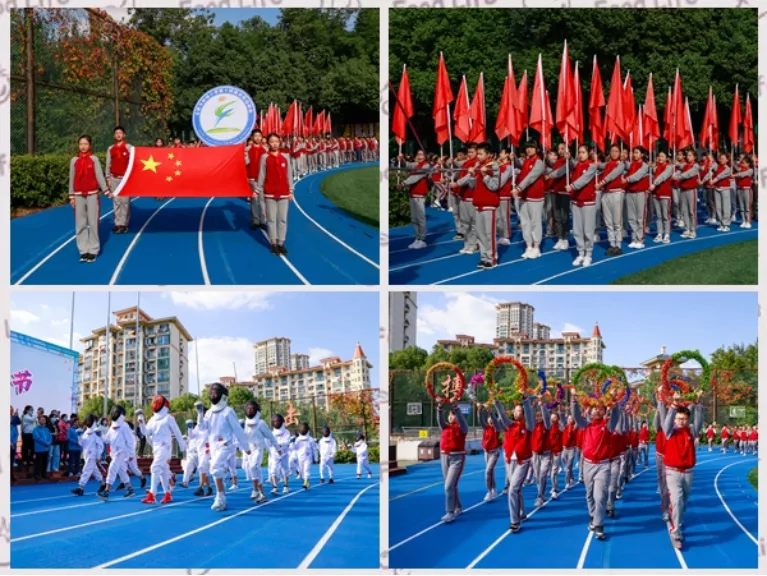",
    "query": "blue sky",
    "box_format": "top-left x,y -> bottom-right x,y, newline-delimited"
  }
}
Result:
207,9 -> 279,27
11,291 -> 379,395
415,292 -> 757,367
